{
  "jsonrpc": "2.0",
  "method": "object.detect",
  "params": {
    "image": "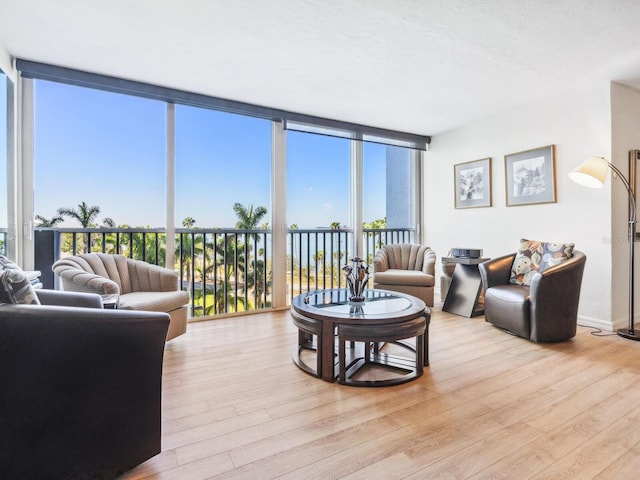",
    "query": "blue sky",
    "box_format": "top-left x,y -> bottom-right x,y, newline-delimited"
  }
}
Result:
33,80 -> 386,229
